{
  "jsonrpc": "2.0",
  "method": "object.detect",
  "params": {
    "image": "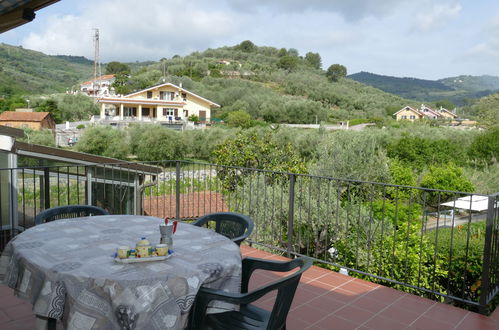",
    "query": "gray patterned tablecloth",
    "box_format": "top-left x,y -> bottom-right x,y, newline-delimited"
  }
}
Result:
0,215 -> 242,330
